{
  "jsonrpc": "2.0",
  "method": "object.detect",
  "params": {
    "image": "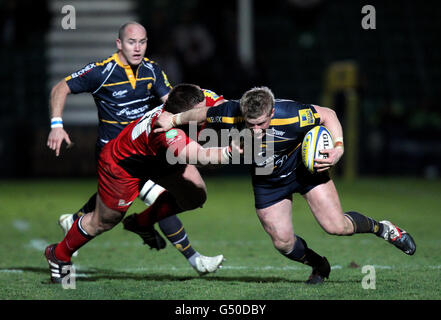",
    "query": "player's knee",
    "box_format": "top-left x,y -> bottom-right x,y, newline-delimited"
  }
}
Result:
178,187 -> 207,211
272,234 -> 295,253
196,188 -> 207,207
323,220 -> 352,236
95,212 -> 124,234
